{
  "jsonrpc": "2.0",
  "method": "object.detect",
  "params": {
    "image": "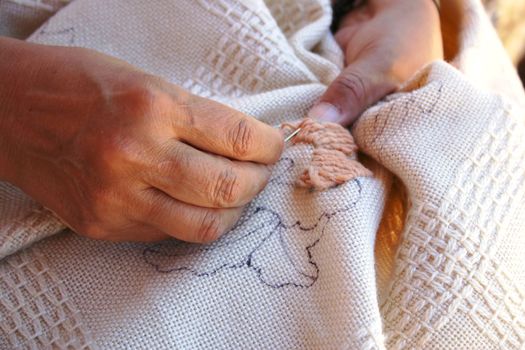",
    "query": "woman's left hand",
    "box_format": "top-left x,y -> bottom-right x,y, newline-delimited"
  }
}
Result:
309,0 -> 443,125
